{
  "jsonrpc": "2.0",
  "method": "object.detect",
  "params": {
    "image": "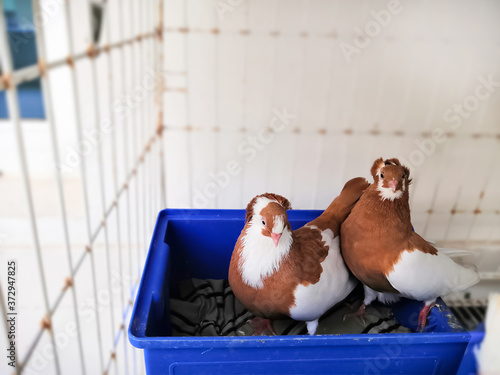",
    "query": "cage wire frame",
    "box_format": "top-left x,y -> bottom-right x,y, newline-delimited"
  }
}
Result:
0,0 -> 166,374
1,0 -> 500,373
